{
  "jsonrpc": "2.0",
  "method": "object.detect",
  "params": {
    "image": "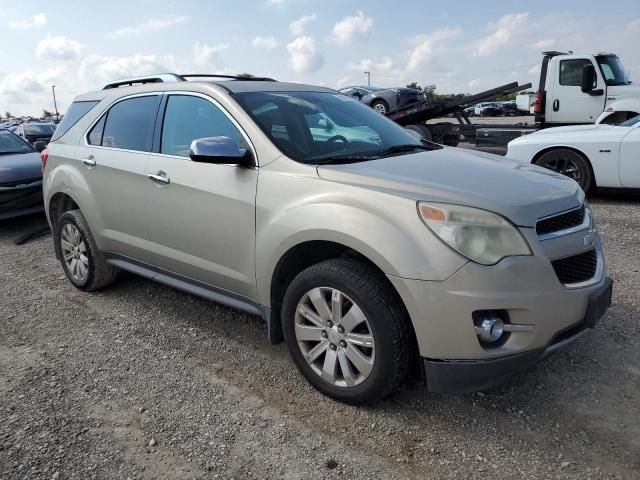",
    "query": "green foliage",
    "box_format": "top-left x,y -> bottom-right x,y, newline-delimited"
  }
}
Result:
237,73 -> 255,78
42,109 -> 54,118
406,82 -> 470,103
4,111 -> 12,119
